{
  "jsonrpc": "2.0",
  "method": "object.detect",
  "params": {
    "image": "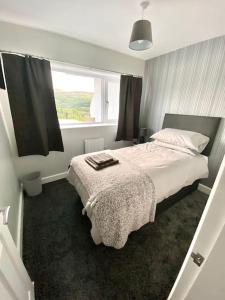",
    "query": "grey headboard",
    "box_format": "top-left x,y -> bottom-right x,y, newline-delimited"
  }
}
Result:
162,114 -> 221,156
